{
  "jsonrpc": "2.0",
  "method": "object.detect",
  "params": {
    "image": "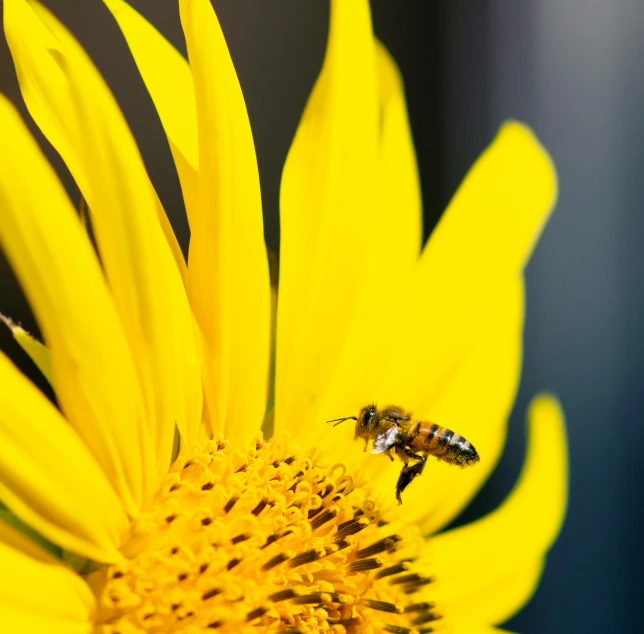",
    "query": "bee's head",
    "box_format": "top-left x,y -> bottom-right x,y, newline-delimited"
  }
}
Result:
355,404 -> 378,437
327,404 -> 379,440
